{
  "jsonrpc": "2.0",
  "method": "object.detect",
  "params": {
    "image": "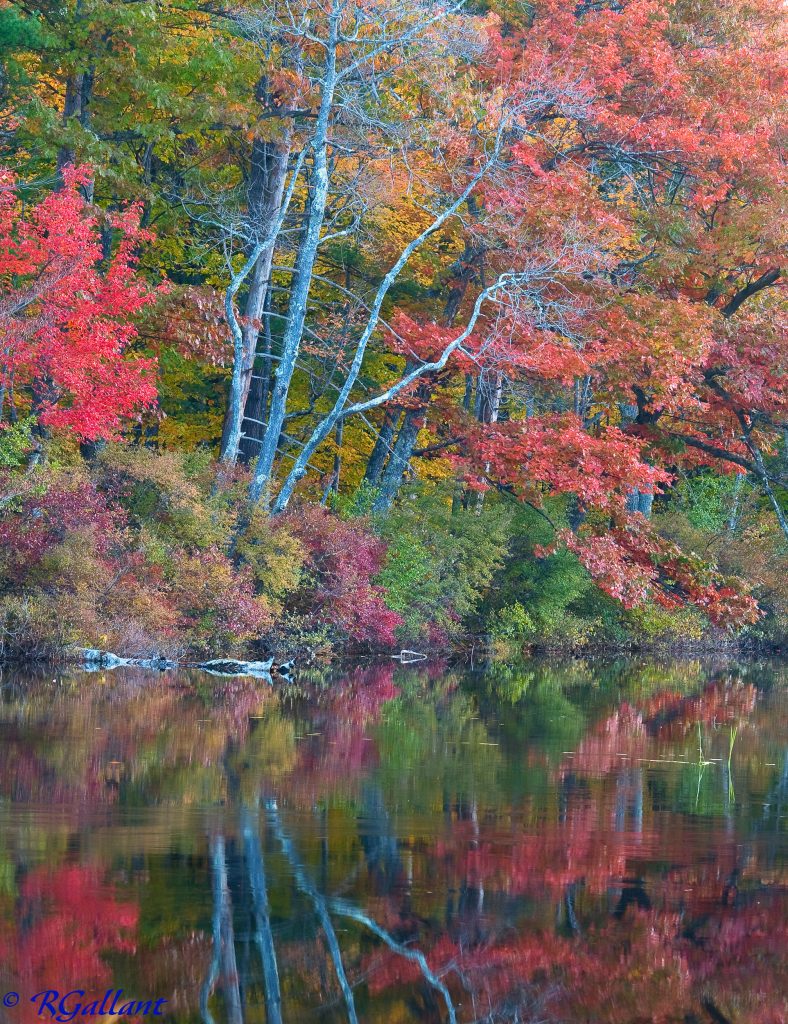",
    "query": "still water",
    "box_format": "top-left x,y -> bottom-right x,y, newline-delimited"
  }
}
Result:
0,658 -> 785,1023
